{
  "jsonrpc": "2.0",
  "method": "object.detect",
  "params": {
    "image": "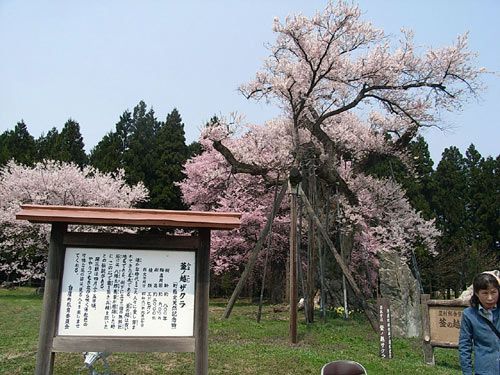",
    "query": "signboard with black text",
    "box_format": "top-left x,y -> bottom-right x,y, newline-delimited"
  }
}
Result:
58,247 -> 195,337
